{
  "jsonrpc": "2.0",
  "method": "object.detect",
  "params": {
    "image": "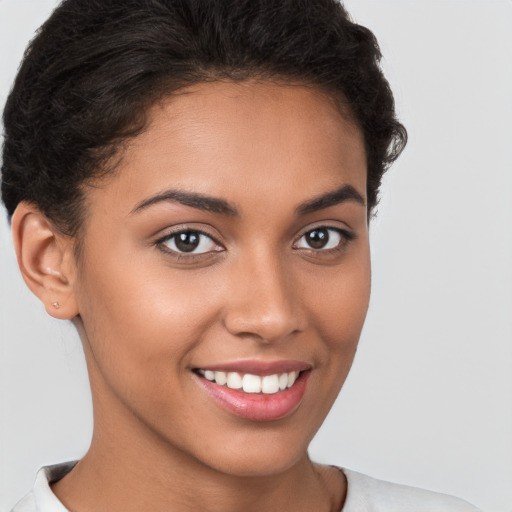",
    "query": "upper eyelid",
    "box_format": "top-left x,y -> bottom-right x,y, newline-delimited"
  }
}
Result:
294,223 -> 352,241
155,226 -> 223,245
